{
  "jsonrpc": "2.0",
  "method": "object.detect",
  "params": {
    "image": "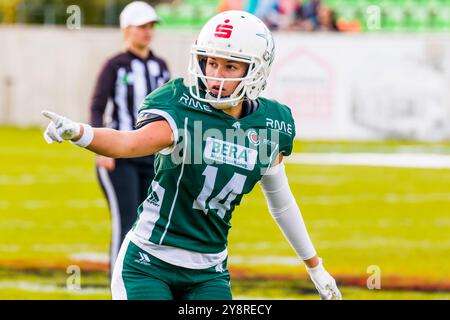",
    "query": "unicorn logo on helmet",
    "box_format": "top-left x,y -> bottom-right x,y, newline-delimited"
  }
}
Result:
256,32 -> 275,65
